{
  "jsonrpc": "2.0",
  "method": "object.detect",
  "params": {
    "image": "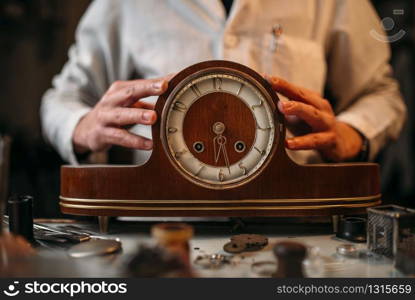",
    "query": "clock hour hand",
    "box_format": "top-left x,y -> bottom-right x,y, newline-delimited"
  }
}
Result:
214,136 -> 220,163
